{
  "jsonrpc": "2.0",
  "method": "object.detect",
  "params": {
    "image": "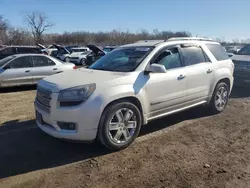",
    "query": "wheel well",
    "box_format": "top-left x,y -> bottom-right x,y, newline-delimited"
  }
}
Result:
103,97 -> 144,119
218,78 -> 230,88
